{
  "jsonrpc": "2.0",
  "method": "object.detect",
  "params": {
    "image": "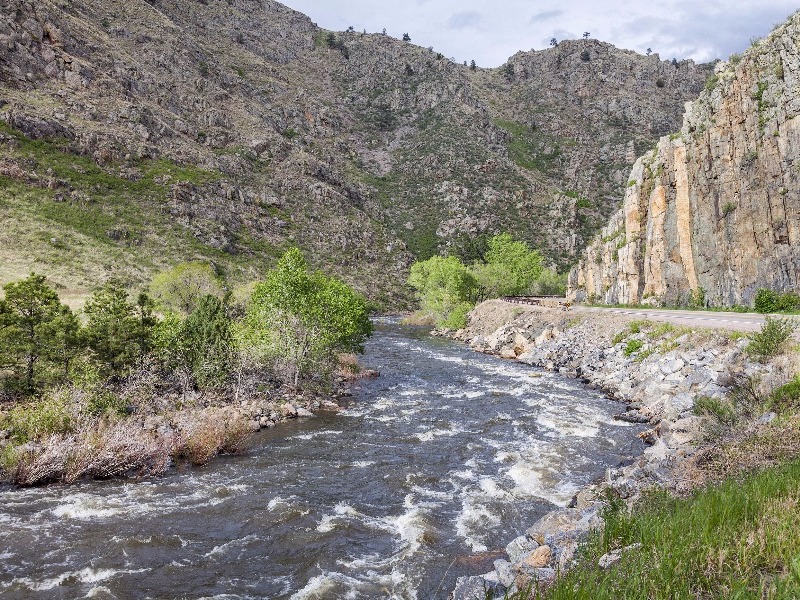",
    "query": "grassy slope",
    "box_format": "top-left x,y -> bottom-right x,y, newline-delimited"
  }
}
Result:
545,458 -> 800,599
0,121 -> 279,306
